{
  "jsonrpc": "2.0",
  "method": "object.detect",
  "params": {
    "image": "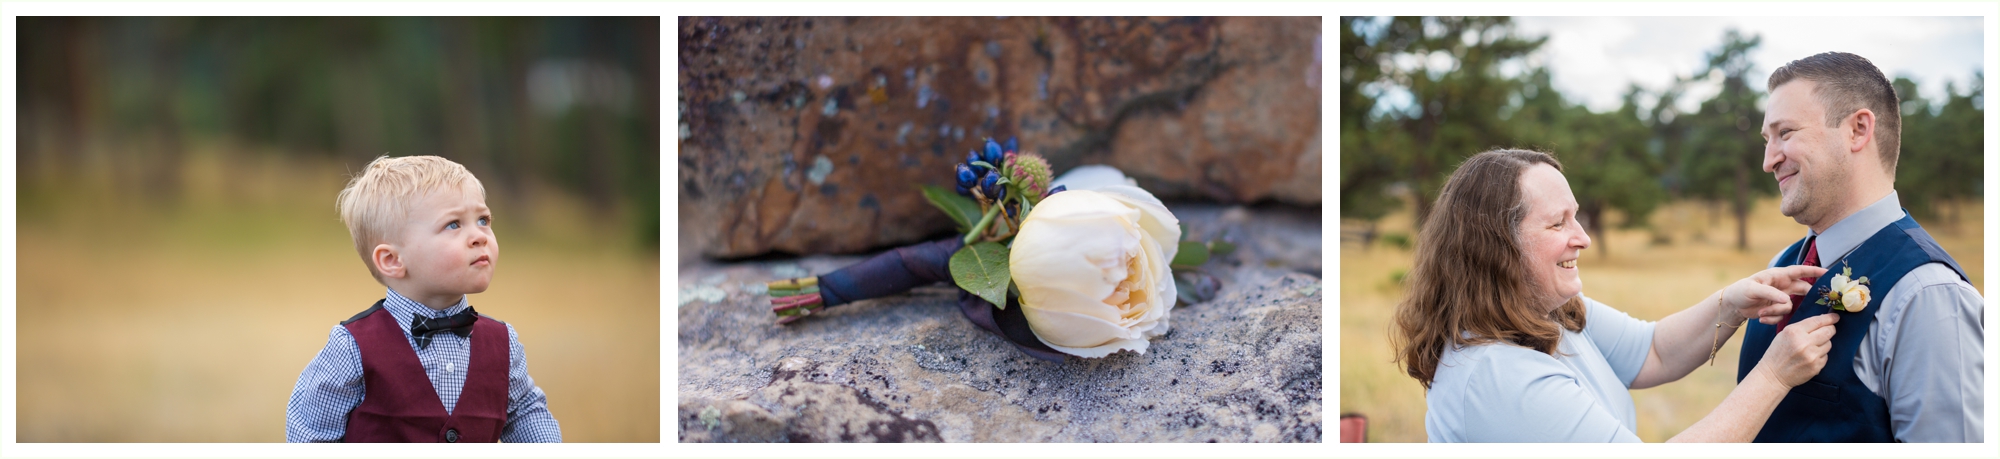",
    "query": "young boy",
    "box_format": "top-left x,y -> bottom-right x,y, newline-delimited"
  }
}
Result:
286,155 -> 560,443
